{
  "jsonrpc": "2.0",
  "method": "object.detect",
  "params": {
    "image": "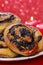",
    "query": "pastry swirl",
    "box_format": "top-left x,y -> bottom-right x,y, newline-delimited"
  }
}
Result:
0,12 -> 21,57
4,24 -> 38,56
0,12 -> 21,33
